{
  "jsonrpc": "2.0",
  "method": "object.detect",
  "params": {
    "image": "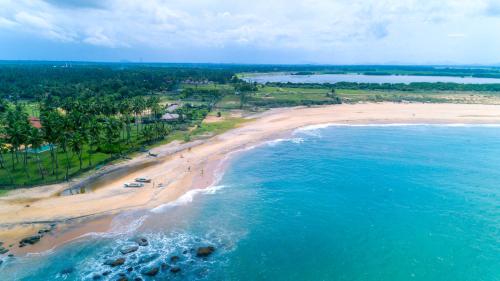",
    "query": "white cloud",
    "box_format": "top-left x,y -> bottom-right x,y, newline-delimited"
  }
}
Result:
1,0 -> 500,63
83,28 -> 124,47
0,16 -> 17,28
447,33 -> 466,38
